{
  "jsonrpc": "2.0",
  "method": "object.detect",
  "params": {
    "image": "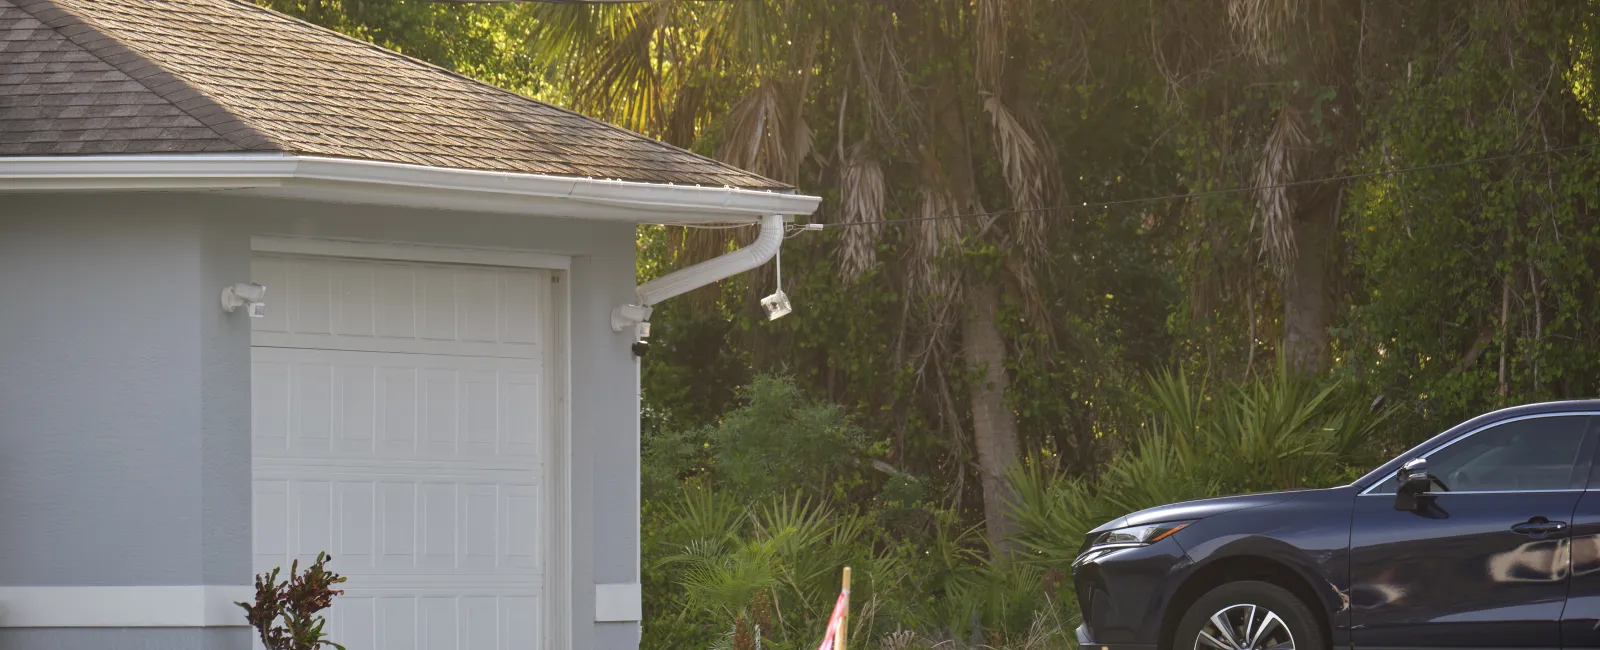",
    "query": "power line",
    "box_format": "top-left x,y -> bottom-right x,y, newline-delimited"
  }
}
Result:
817,141 -> 1600,229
